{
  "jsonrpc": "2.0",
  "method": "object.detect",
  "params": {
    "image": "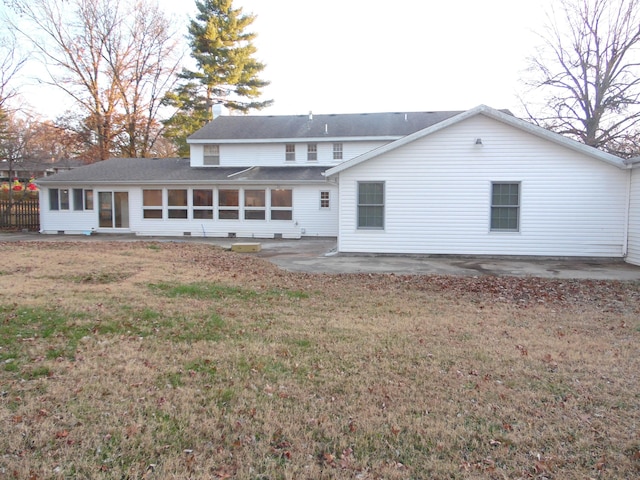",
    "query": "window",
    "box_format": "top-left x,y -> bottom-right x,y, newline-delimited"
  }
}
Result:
307,143 -> 317,161
244,189 -> 265,220
85,190 -> 94,210
219,189 -> 239,219
271,189 -> 292,220
193,189 -> 213,219
320,191 -> 330,209
49,188 -> 70,211
49,189 -> 59,211
72,189 -> 93,211
73,189 -> 83,211
491,182 -> 520,231
333,143 -> 343,160
99,192 -> 129,228
168,189 -> 188,219
357,182 -> 384,229
143,189 -> 163,219
203,145 -> 220,165
285,144 -> 295,161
